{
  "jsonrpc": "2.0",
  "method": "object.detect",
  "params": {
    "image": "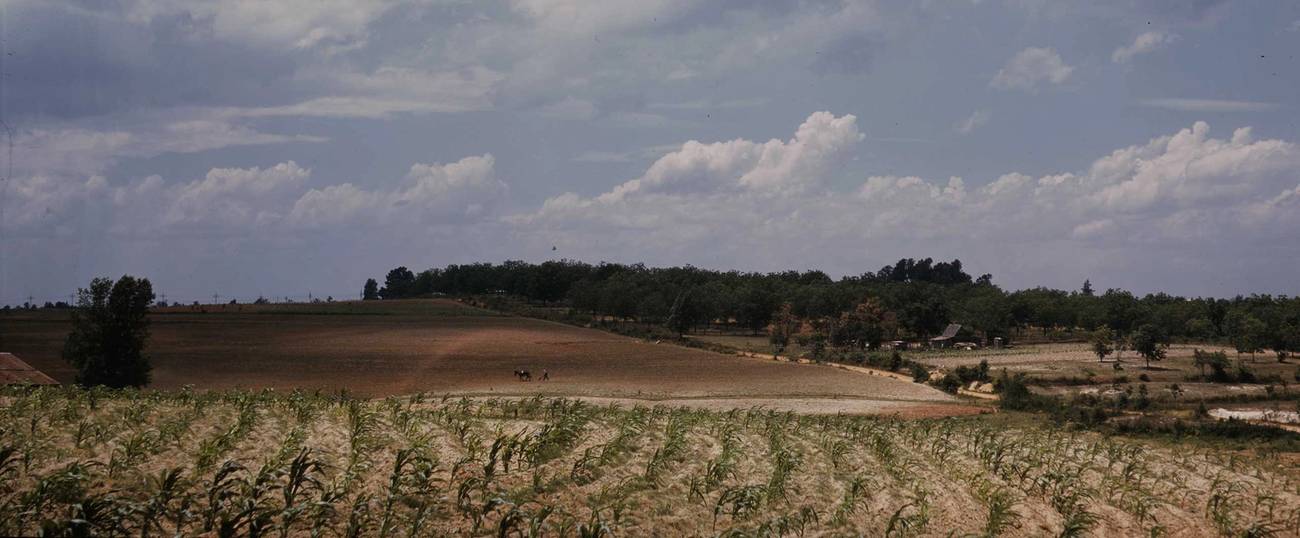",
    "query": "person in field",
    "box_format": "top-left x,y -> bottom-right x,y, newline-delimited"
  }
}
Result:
541,369 -> 549,381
